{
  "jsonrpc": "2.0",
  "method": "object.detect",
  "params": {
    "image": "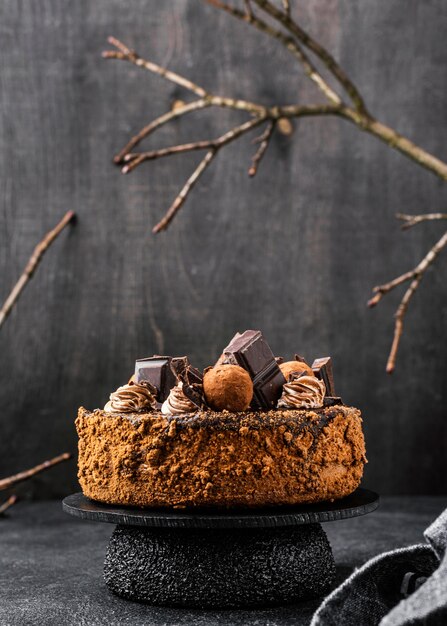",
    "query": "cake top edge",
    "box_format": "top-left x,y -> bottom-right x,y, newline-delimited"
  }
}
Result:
98,329 -> 344,419
78,404 -> 359,422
